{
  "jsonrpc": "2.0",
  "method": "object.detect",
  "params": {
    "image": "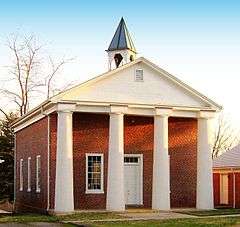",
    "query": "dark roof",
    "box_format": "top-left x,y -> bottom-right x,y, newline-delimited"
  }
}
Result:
213,144 -> 240,168
107,17 -> 136,53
